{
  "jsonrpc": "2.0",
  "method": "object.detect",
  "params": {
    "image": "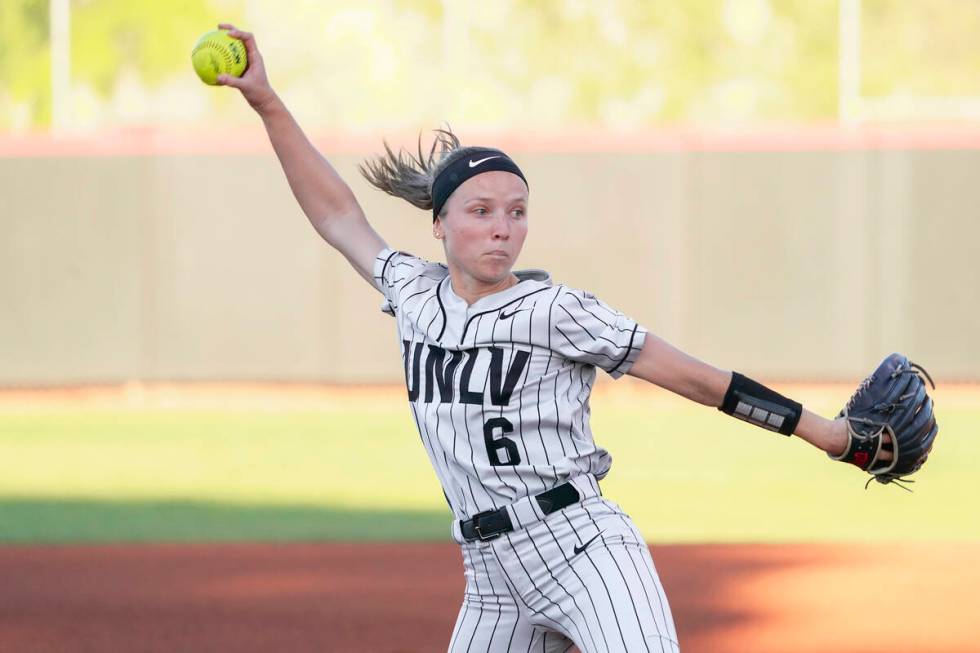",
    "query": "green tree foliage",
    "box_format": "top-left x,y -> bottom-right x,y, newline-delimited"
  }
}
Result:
0,0 -> 977,131
0,0 -> 234,130
70,0 -> 234,95
452,0 -> 838,124
862,0 -> 980,97
0,0 -> 52,127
